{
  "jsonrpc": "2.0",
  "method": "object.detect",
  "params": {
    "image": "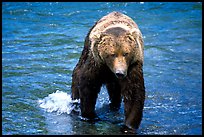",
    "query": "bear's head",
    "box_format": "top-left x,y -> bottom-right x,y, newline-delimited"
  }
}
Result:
90,28 -> 143,79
